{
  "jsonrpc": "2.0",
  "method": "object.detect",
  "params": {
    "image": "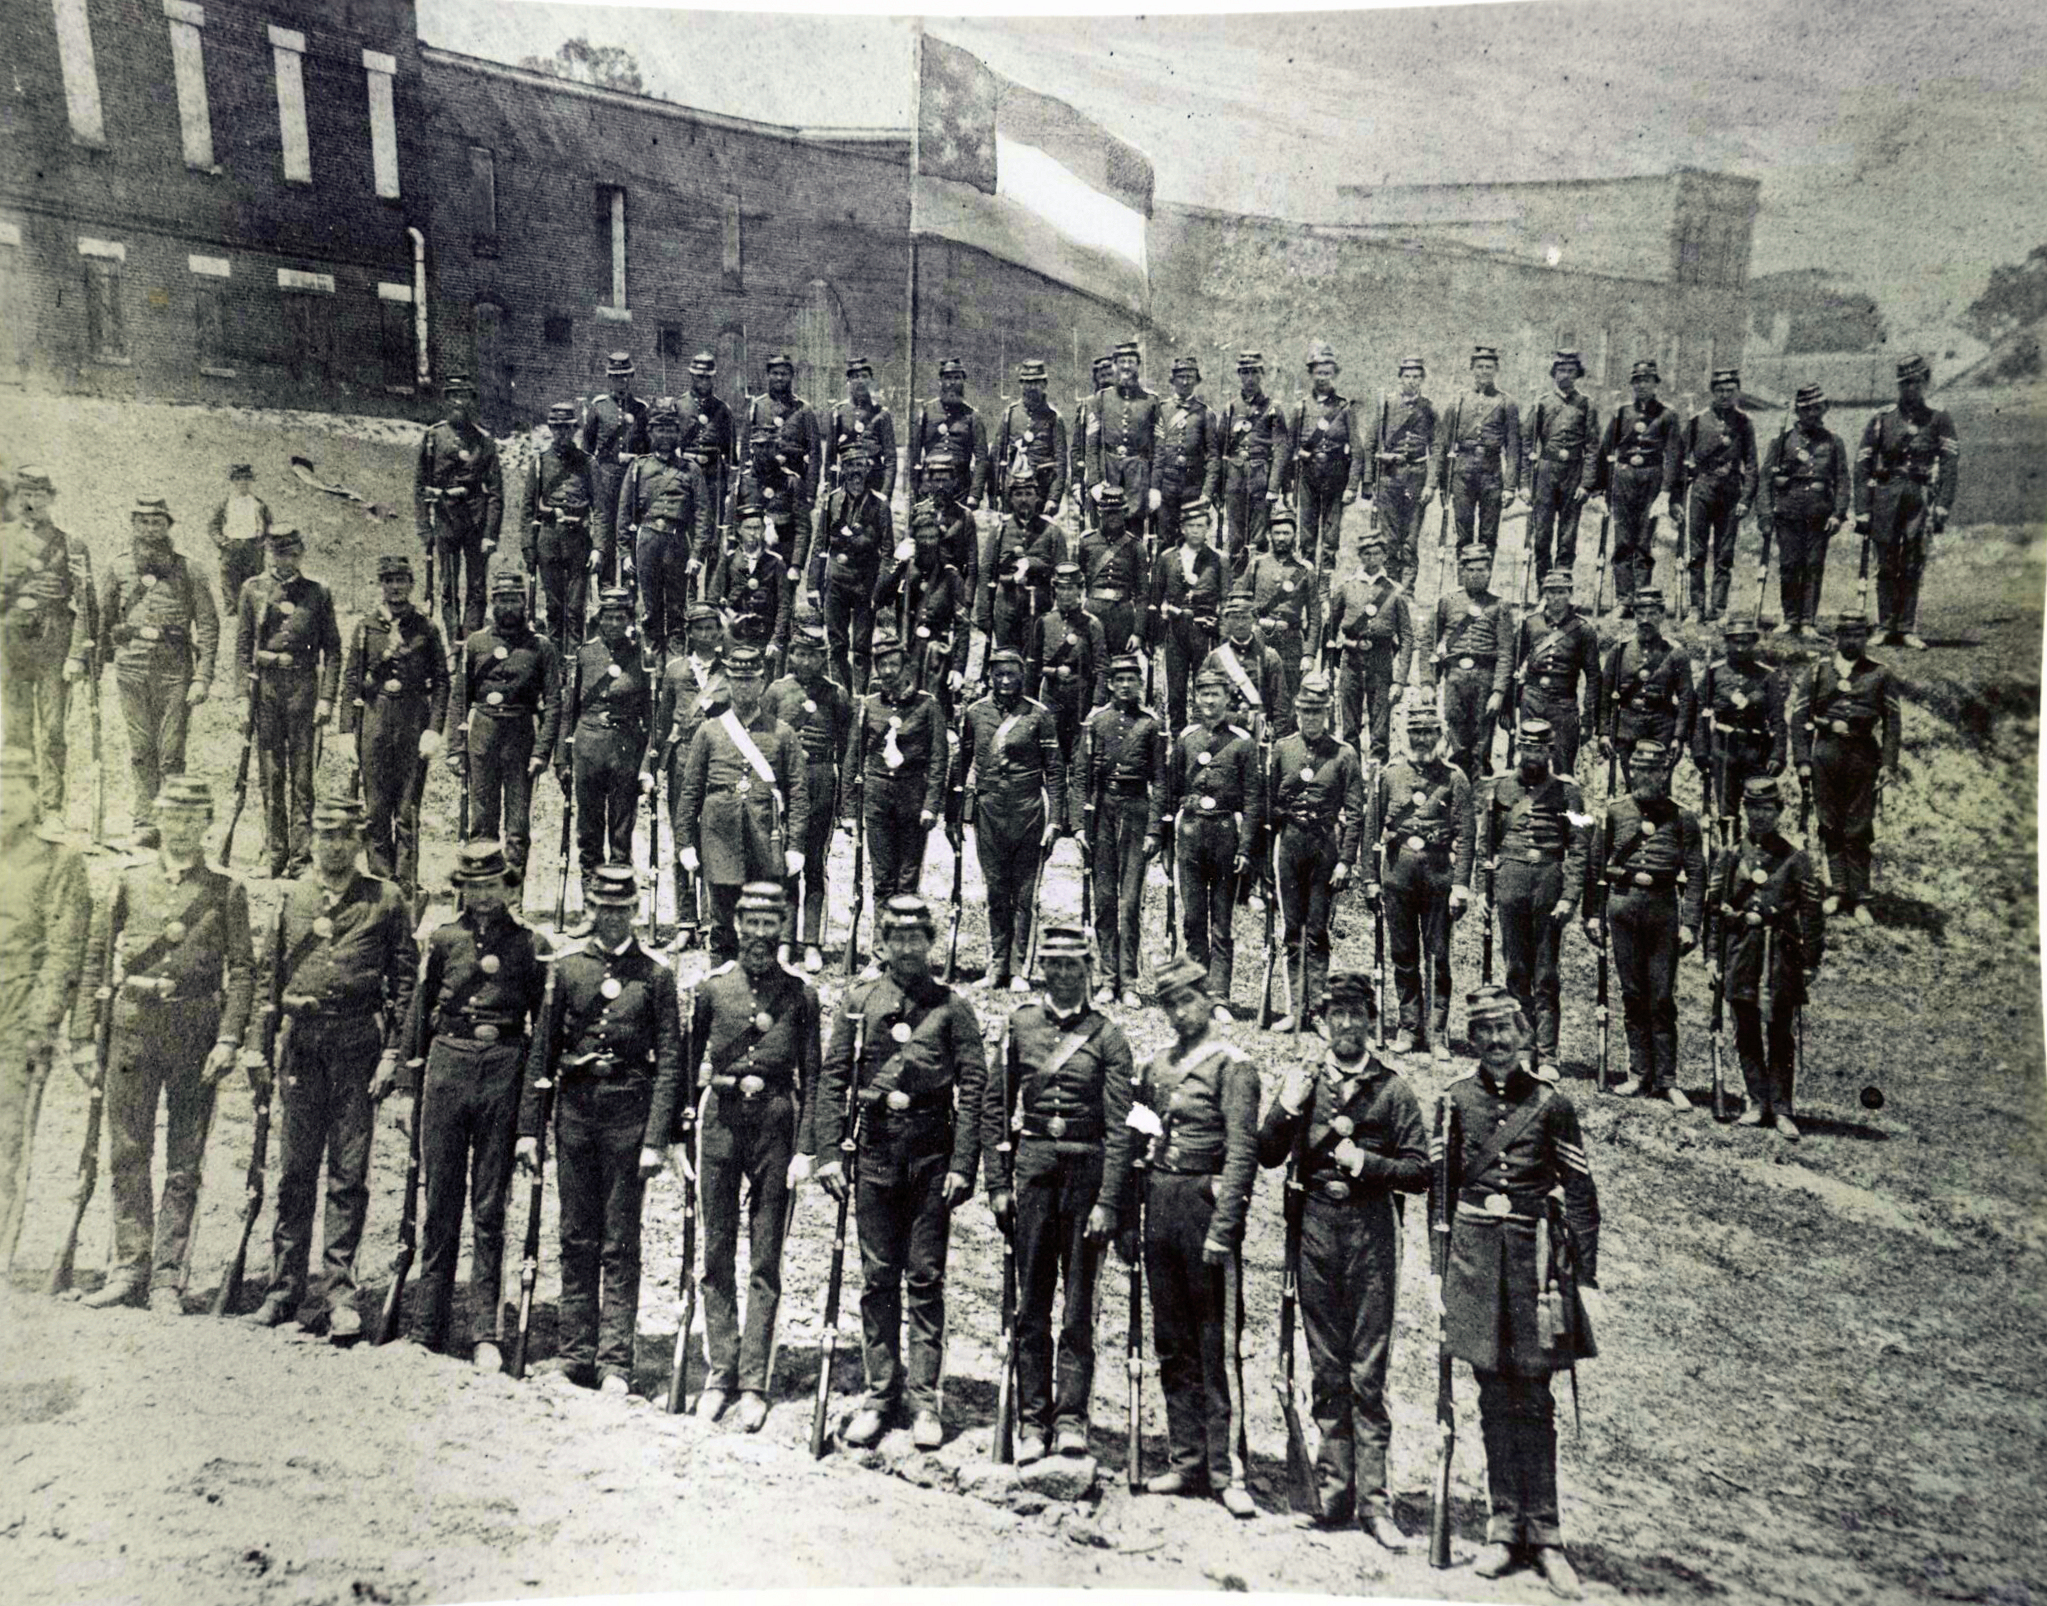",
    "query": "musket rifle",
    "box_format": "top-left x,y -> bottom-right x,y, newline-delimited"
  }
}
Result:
1426,1094 -> 1462,1570
555,653 -> 583,931
991,1022 -> 1021,1464
49,880 -> 124,1295
210,910 -> 285,1316
1592,496 -> 1613,617
89,642 -> 108,848
1593,808 -> 1613,1095
811,1012 -> 866,1457
1276,1085 -> 1319,1514
221,668 -> 260,865
842,714 -> 868,980
1707,858 -> 1731,1123
375,940 -> 436,1344
666,986 -> 702,1412
511,968 -> 562,1380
